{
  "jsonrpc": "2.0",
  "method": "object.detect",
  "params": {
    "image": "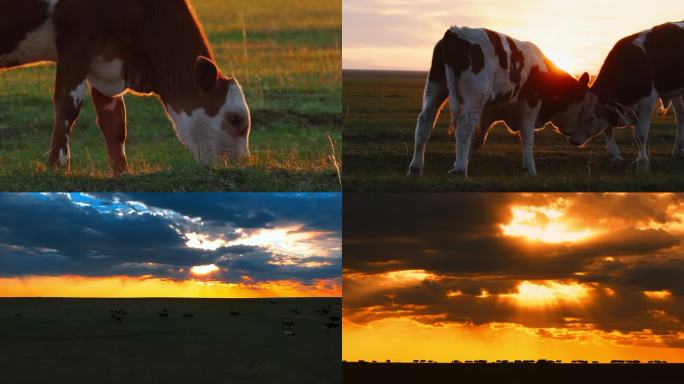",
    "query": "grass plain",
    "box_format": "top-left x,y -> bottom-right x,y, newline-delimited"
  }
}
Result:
343,362 -> 684,384
0,0 -> 341,191
0,298 -> 341,384
343,70 -> 684,192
